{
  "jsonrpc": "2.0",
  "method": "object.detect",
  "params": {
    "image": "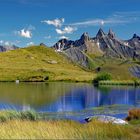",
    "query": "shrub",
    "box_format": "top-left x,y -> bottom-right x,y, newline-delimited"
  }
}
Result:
93,73 -> 112,85
126,109 -> 140,121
